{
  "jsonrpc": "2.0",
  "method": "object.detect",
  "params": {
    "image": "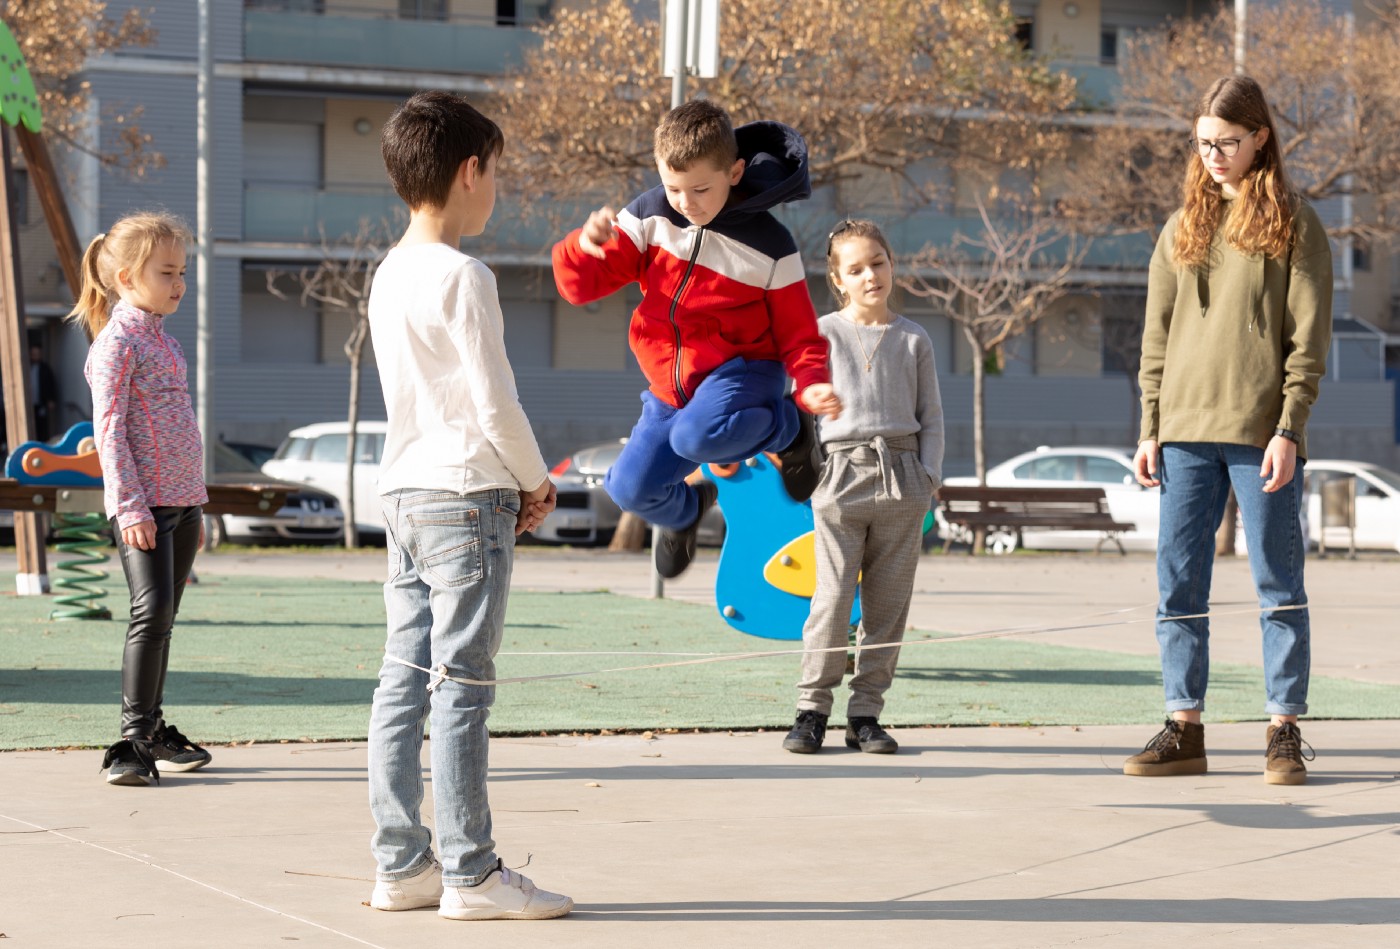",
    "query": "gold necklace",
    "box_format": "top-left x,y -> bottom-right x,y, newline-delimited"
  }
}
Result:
850,319 -> 889,372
